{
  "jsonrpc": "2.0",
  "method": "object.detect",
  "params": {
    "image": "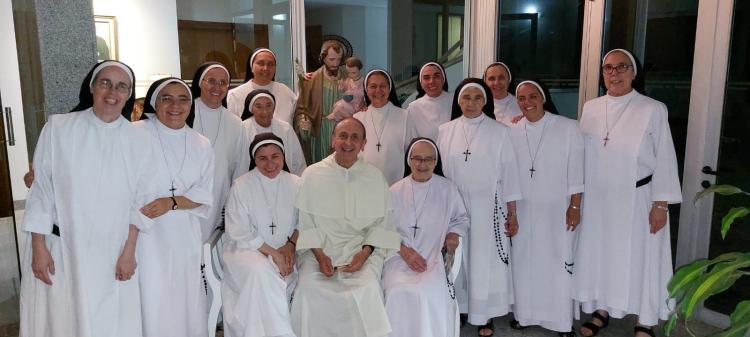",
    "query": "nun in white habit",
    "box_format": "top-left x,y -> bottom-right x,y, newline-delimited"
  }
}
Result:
406,62 -> 453,141
188,62 -> 251,241
135,77 -> 215,337
241,89 -> 307,176
437,78 -> 522,337
228,48 -> 298,125
354,69 -> 410,185
507,81 -> 583,336
383,137 -> 469,337
20,61 -> 155,337
222,133 -> 300,337
483,62 -> 523,126
573,49 -> 681,337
